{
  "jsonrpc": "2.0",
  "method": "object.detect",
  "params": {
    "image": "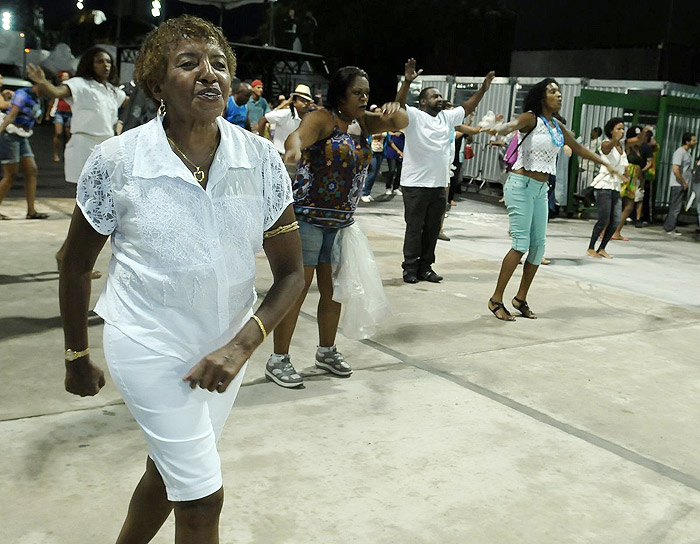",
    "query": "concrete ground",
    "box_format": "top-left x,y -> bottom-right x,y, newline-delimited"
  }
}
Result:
2,153 -> 700,542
